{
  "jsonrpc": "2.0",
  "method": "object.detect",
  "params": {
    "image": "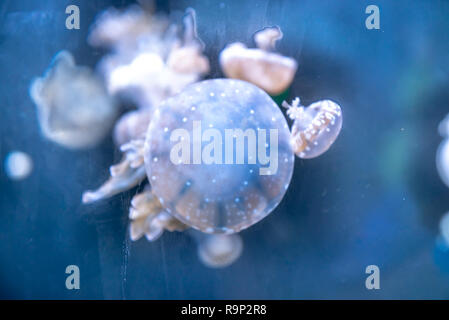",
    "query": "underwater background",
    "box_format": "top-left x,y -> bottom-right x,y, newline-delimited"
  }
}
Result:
1,0 -> 449,299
